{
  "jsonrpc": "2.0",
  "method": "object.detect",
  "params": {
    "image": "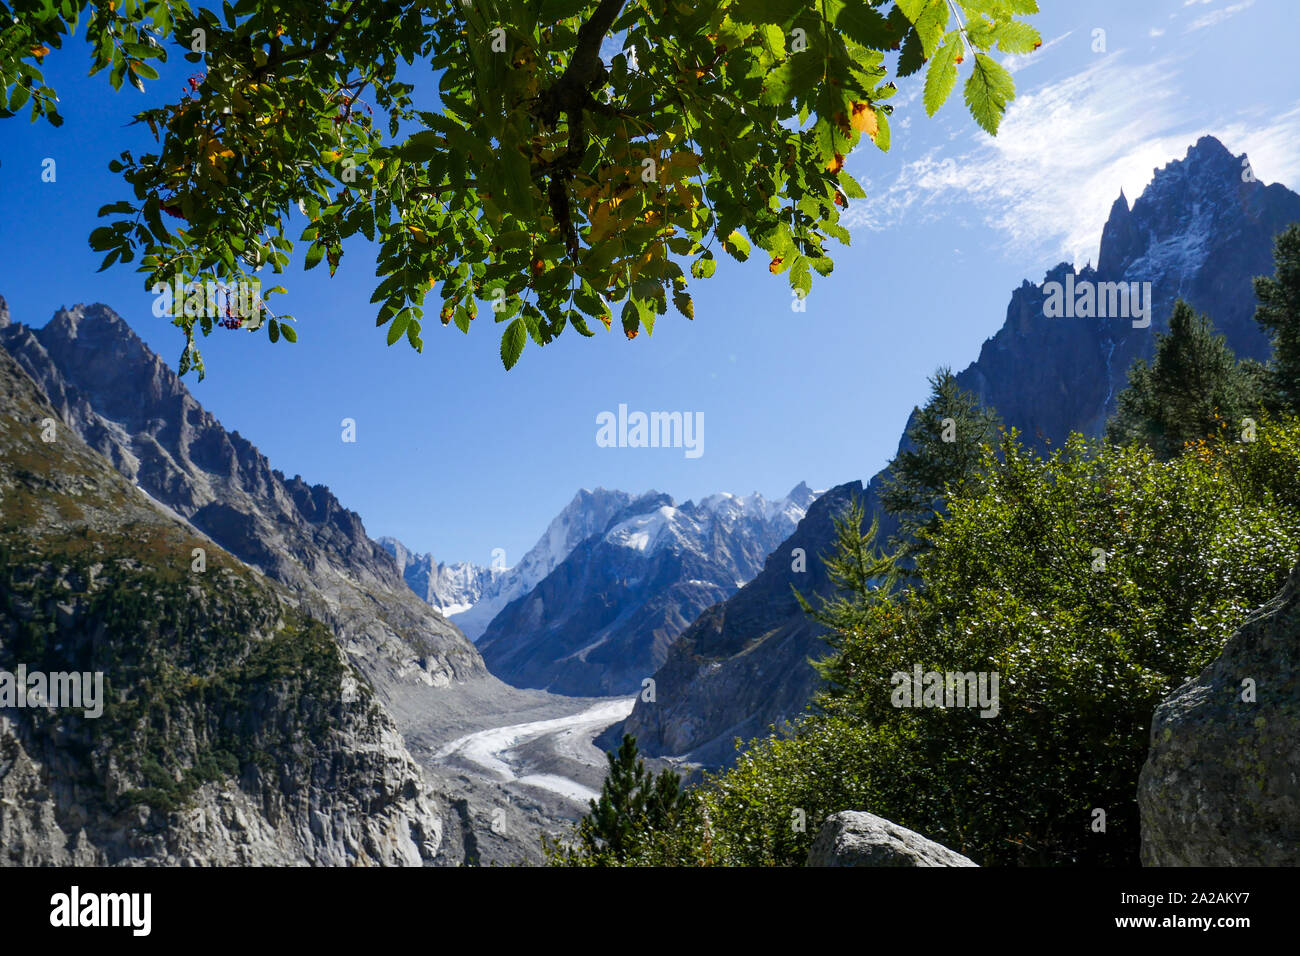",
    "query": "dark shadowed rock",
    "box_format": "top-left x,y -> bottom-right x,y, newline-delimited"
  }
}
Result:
806,811 -> 978,867
1138,560 -> 1300,866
